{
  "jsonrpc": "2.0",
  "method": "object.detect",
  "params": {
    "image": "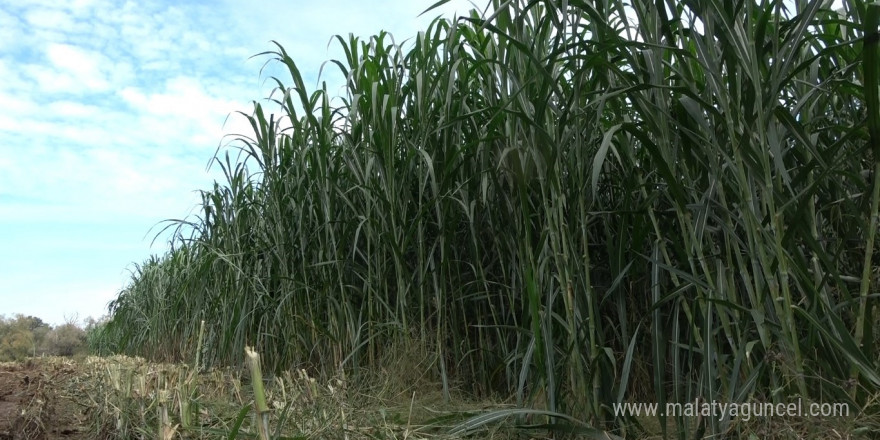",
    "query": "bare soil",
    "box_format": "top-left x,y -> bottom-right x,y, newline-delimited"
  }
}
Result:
0,359 -> 89,440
